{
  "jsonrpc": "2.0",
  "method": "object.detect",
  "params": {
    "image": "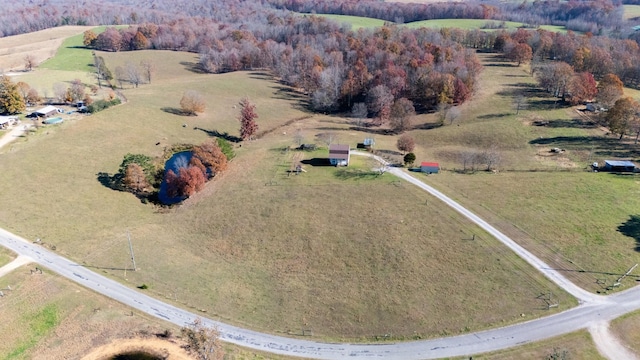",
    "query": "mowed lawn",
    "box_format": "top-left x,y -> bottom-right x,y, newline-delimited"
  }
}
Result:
623,5 -> 640,20
0,247 -> 15,268
0,47 -> 575,340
